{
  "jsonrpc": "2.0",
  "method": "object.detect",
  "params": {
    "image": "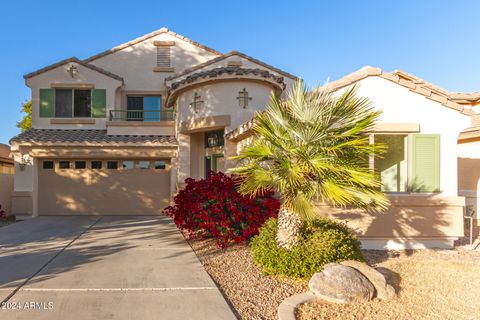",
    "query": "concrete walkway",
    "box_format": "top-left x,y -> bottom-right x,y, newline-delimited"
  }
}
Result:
0,216 -> 237,320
